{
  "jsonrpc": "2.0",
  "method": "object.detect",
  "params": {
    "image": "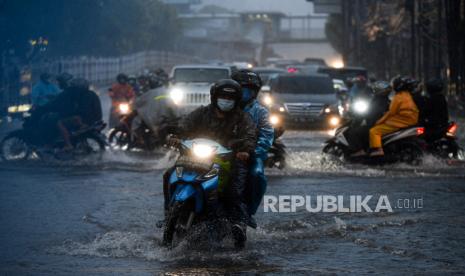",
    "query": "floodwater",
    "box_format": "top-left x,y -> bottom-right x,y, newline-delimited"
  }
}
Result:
1,130 -> 465,275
